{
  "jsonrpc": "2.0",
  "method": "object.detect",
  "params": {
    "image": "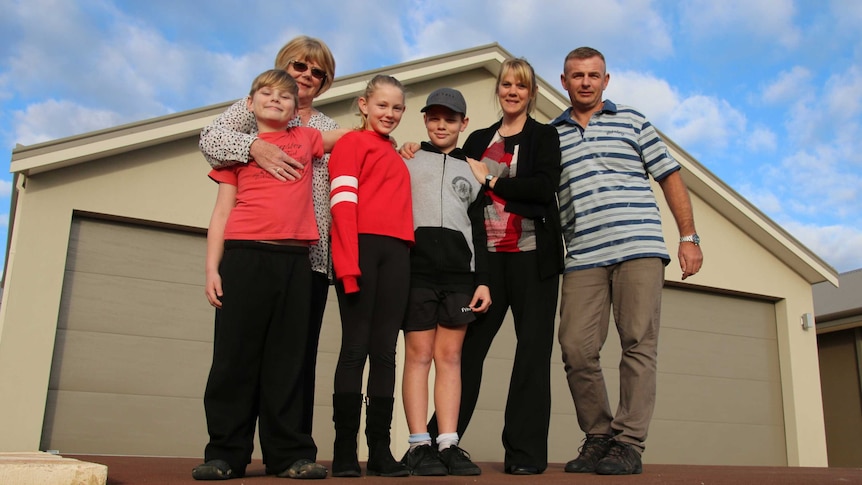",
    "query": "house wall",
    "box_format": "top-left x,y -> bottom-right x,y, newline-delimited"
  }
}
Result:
659,173 -> 827,466
0,66 -> 828,465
